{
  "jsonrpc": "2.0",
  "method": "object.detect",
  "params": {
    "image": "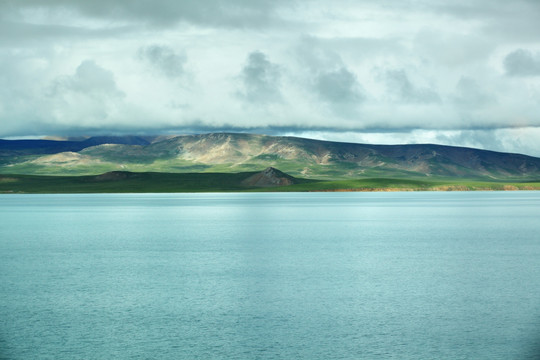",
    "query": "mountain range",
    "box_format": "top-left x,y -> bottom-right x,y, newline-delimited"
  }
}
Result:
1,133 -> 540,181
